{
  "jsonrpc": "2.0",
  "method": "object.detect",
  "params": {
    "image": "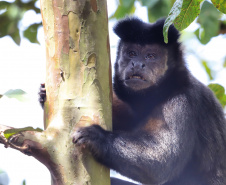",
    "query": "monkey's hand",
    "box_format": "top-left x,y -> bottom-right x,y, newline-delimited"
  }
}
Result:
72,125 -> 110,159
39,83 -> 46,108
